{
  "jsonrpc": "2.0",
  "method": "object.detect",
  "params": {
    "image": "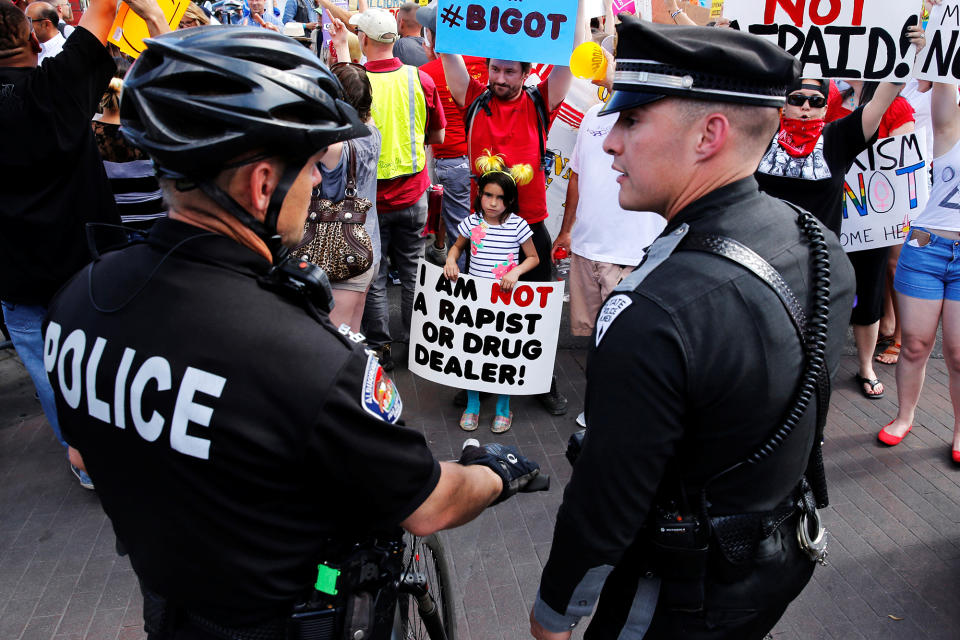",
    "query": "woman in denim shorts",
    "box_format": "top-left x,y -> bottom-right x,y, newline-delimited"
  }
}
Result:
883,79 -> 960,464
